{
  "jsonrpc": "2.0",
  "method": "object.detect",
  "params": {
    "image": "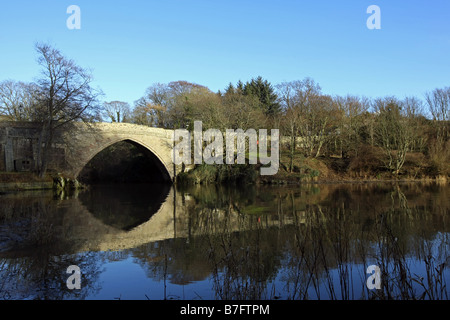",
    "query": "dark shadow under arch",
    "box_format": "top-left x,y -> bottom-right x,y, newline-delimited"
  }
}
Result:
78,139 -> 172,184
